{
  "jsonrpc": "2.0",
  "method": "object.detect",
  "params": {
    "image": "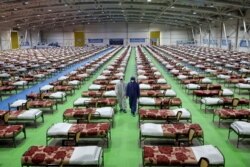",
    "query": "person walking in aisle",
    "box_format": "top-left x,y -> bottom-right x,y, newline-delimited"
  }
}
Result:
115,76 -> 127,113
126,76 -> 140,117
